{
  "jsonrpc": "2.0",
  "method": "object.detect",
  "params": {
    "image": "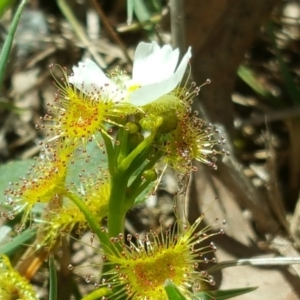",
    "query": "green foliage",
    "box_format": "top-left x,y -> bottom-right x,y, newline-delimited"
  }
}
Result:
0,159 -> 34,203
127,0 -> 134,24
49,255 -> 58,300
0,0 -> 16,19
194,287 -> 258,299
266,22 -> 300,106
238,22 -> 300,109
0,227 -> 36,256
0,0 -> 27,90
65,138 -> 108,186
164,279 -> 187,300
237,64 -> 281,106
126,0 -> 162,31
133,179 -> 156,204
